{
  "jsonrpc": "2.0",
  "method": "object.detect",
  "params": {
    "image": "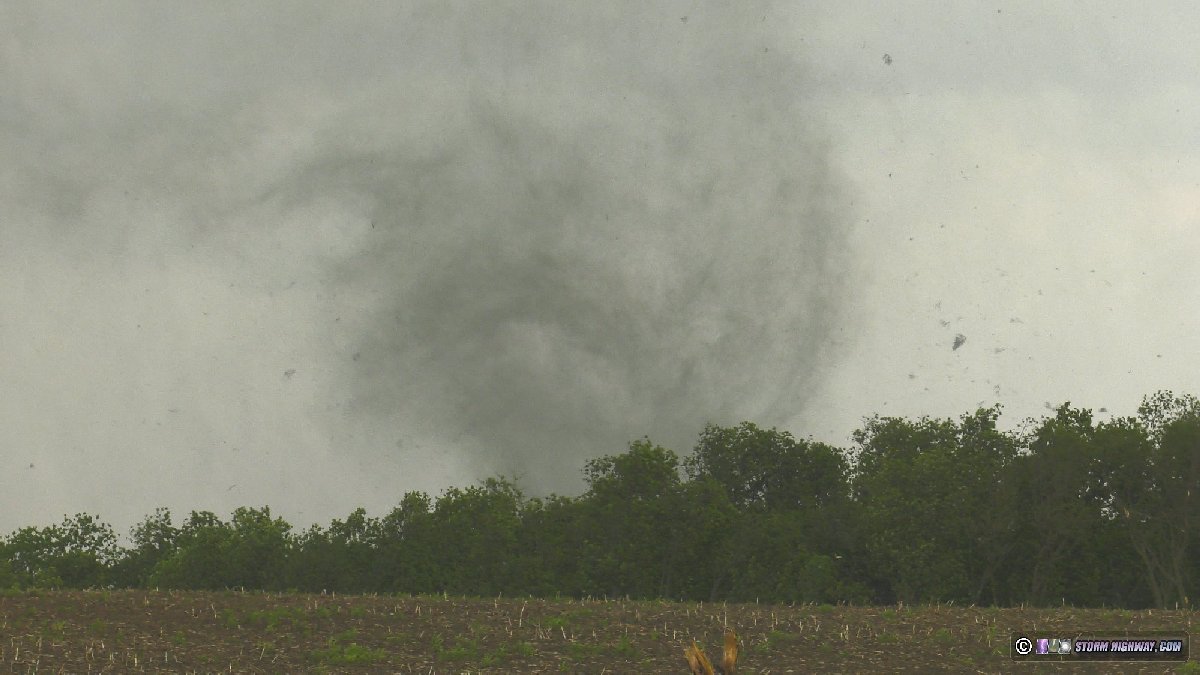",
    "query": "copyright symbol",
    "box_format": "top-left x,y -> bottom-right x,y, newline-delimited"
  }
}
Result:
1014,637 -> 1033,656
